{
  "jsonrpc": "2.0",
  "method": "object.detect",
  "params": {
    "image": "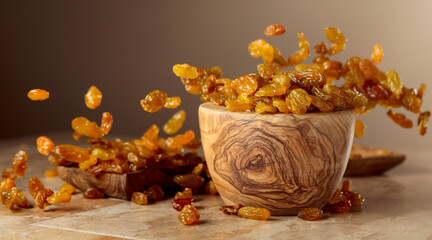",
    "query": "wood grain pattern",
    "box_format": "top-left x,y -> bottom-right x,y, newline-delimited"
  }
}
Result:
58,166 -> 176,200
199,103 -> 355,215
344,144 -> 406,176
